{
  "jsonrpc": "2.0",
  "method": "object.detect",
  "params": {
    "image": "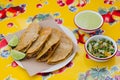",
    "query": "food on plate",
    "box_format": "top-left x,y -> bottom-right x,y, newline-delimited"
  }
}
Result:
8,35 -> 19,47
15,22 -> 41,52
10,50 -> 26,60
9,22 -> 74,64
36,28 -> 61,61
87,38 -> 115,58
47,33 -> 73,64
26,27 -> 52,58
